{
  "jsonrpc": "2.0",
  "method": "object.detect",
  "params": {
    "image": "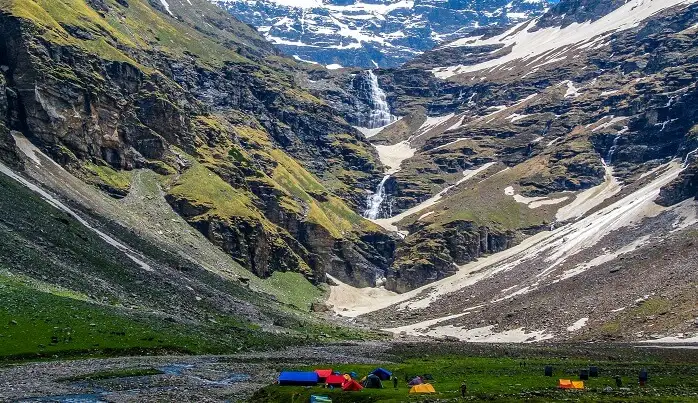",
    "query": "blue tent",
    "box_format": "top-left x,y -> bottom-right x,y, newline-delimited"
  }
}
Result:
278,371 -> 319,386
370,368 -> 392,381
